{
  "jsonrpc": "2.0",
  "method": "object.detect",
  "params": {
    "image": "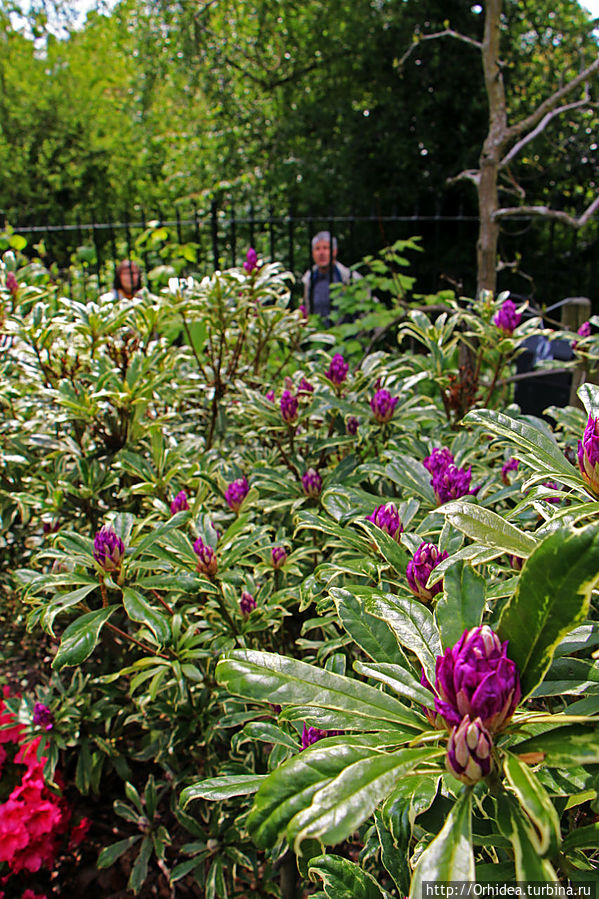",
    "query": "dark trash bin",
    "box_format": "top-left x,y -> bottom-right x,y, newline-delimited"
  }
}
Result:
513,334 -> 573,419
